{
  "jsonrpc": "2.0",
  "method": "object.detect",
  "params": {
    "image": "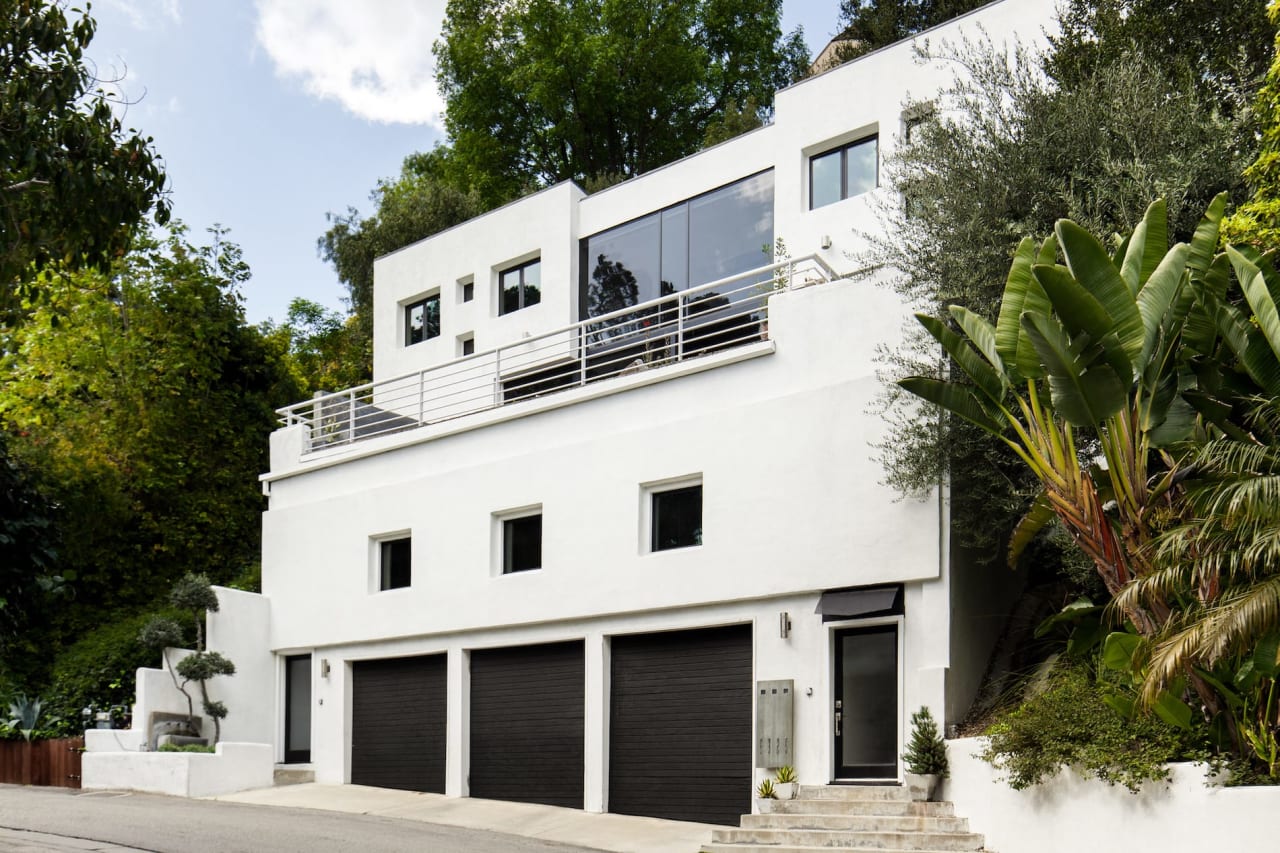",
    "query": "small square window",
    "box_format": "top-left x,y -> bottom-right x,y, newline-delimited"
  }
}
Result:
651,484 -> 702,551
809,135 -> 878,210
379,537 -> 411,590
502,513 -> 542,573
461,335 -> 475,356
461,279 -> 475,303
499,258 -> 541,315
405,294 -> 441,346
